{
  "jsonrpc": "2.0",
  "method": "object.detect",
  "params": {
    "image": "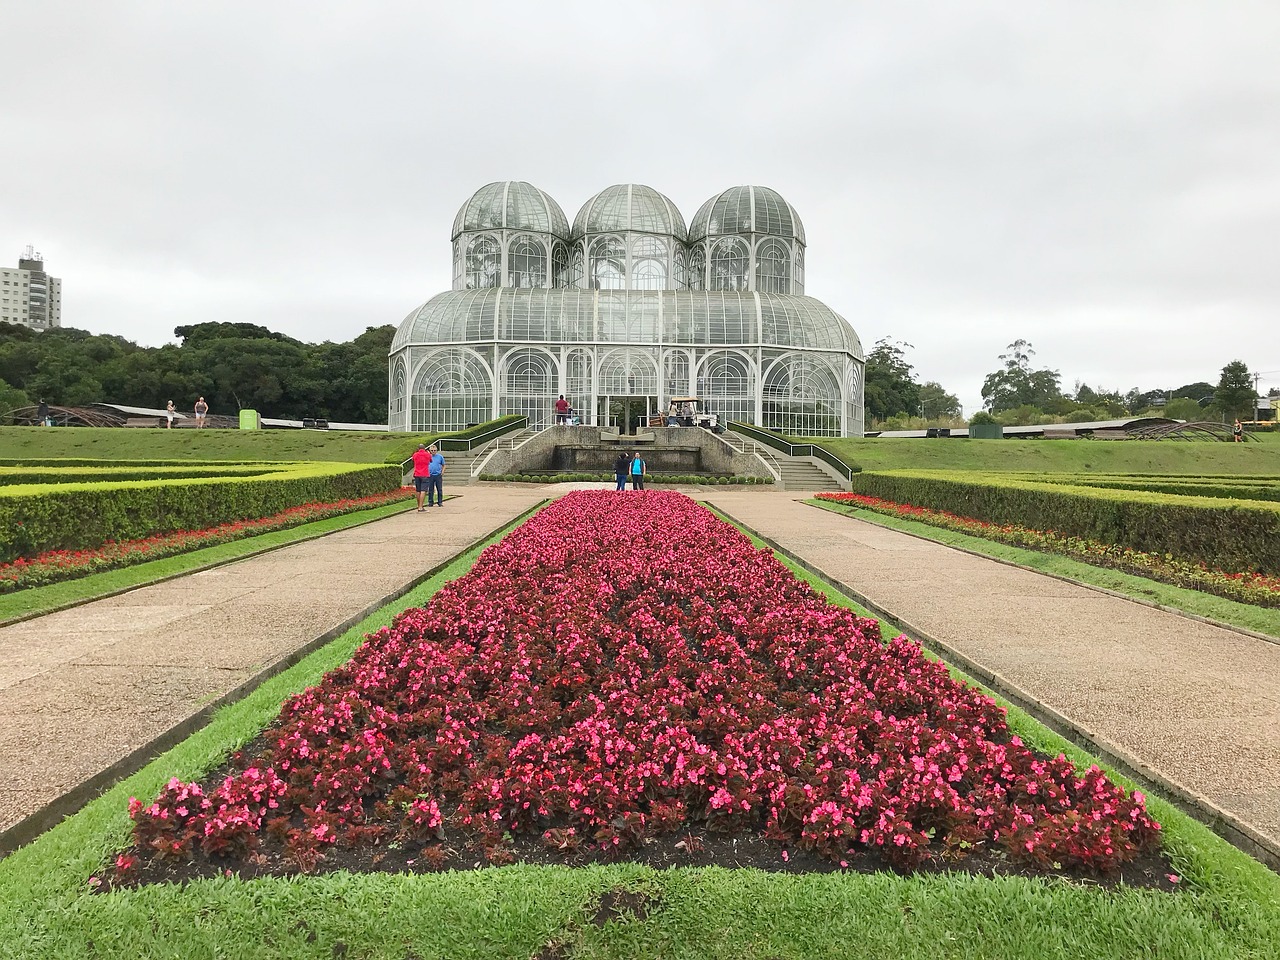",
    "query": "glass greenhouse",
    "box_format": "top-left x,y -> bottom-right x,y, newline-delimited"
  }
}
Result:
389,181 -> 865,436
